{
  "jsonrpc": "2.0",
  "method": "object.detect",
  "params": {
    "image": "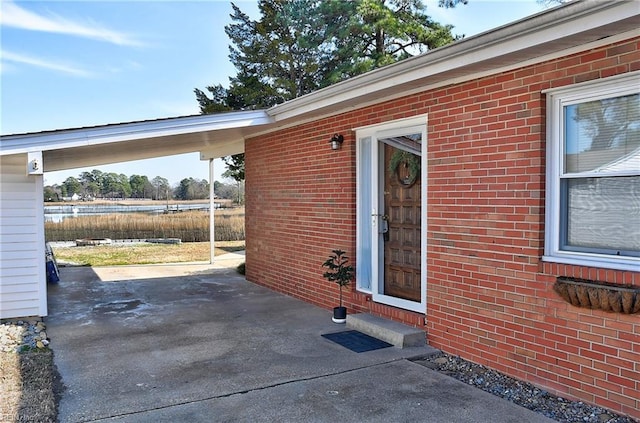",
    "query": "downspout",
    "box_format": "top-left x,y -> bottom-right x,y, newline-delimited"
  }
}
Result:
209,158 -> 215,264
